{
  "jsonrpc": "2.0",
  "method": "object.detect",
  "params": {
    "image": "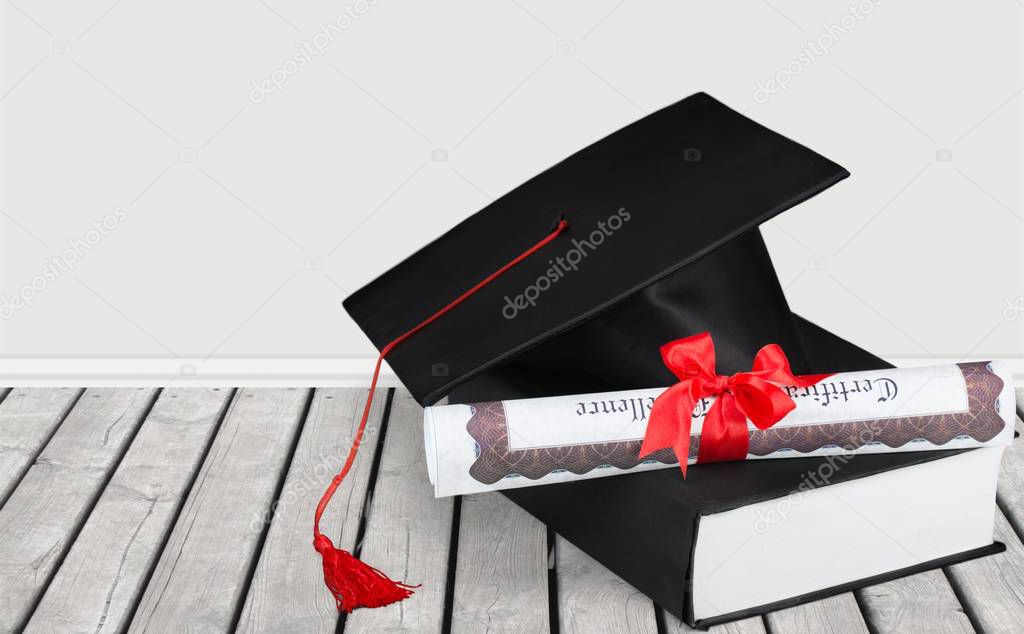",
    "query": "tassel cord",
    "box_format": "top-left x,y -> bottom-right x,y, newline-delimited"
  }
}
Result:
313,219 -> 570,611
